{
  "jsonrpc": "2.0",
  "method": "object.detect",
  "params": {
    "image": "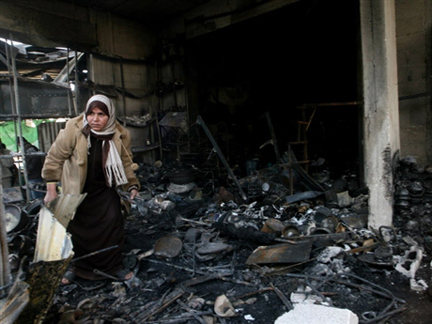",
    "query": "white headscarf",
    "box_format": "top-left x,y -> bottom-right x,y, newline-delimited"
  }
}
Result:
83,94 -> 116,134
84,94 -> 128,187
